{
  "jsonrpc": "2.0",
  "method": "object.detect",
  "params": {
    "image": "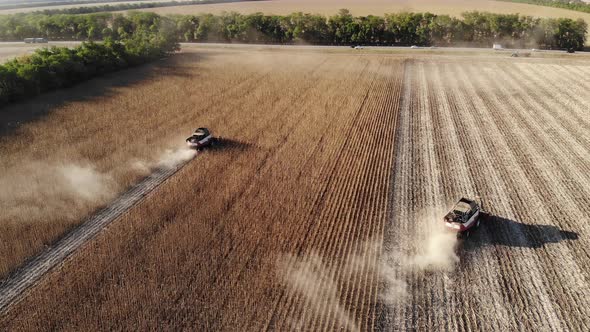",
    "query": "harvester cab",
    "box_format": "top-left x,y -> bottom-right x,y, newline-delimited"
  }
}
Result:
444,197 -> 486,238
186,127 -> 214,150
